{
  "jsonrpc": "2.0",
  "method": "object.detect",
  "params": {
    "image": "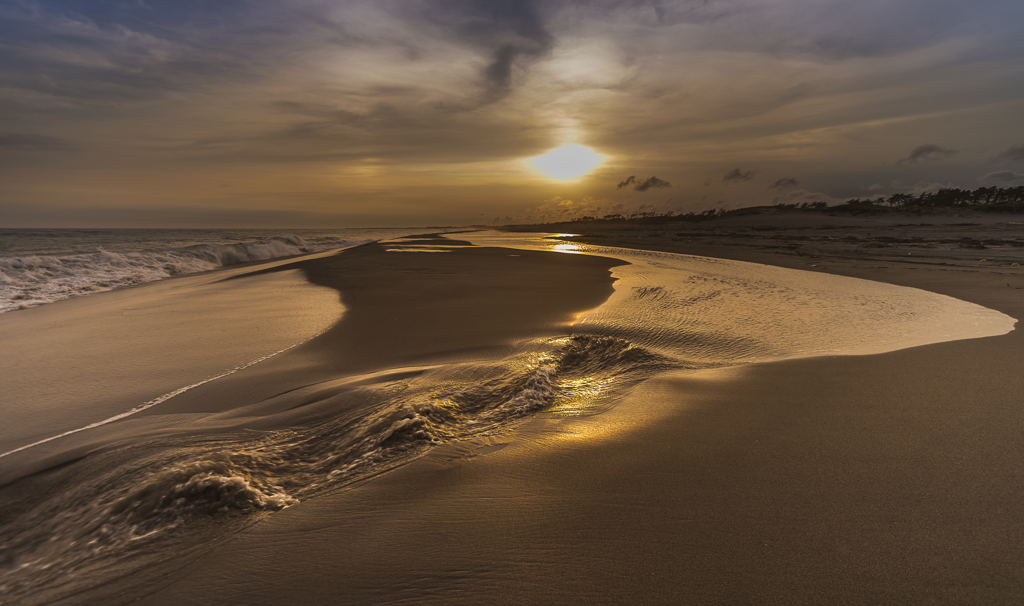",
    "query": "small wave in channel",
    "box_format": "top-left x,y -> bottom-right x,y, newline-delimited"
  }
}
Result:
0,334 -> 672,604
